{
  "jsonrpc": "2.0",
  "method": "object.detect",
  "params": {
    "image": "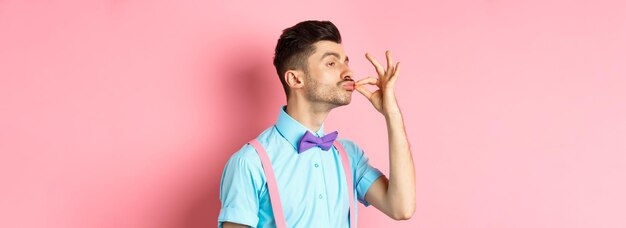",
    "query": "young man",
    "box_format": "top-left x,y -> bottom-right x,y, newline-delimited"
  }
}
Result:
218,20 -> 415,228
